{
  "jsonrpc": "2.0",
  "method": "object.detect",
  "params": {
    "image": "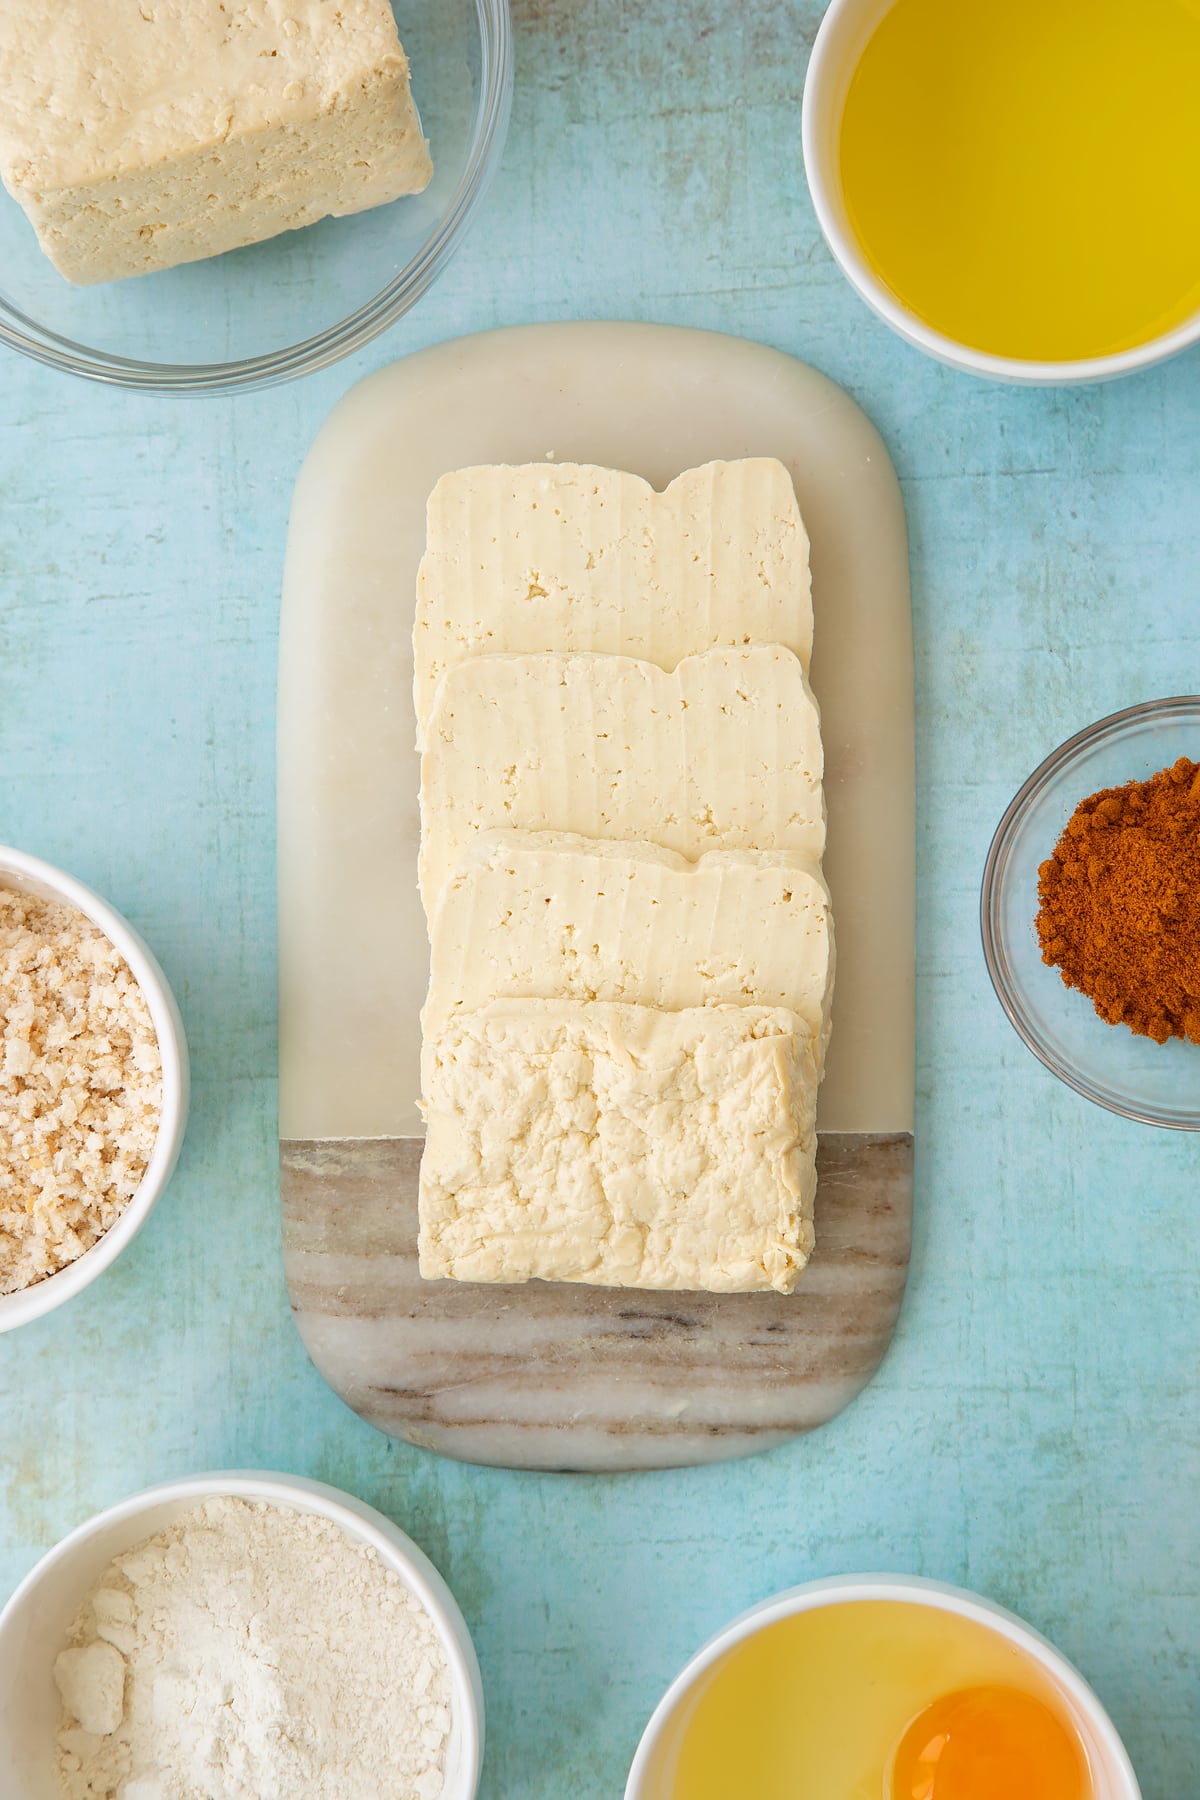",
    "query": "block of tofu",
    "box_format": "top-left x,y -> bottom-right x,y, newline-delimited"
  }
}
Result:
419,1000 -> 818,1293
413,459 -> 812,741
418,644 -> 825,914
424,831 -> 834,1055
0,1 -> 432,285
